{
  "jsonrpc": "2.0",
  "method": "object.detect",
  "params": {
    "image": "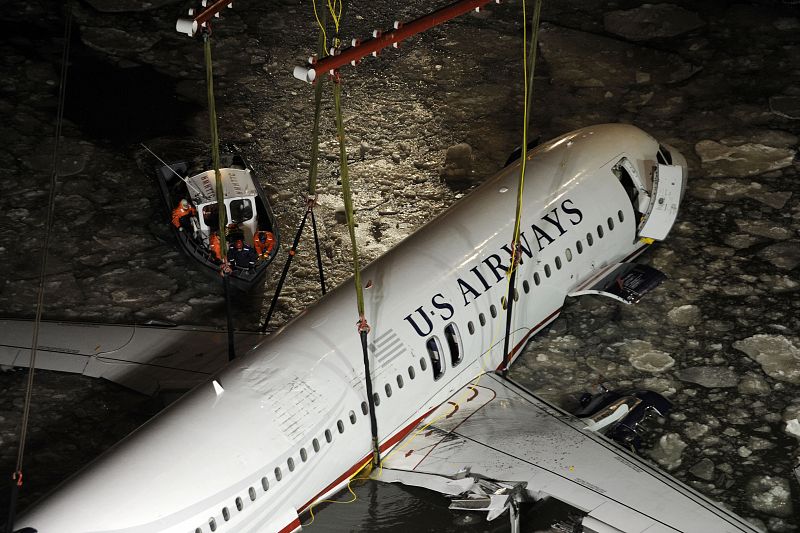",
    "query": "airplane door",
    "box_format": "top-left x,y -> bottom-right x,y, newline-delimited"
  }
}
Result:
638,164 -> 683,241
